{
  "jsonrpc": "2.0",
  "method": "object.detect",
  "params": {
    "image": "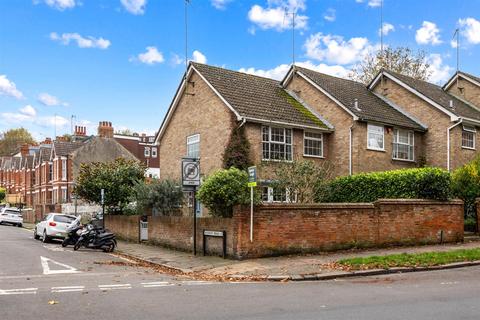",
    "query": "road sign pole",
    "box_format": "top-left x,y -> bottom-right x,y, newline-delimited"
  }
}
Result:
193,186 -> 197,255
250,186 -> 253,242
